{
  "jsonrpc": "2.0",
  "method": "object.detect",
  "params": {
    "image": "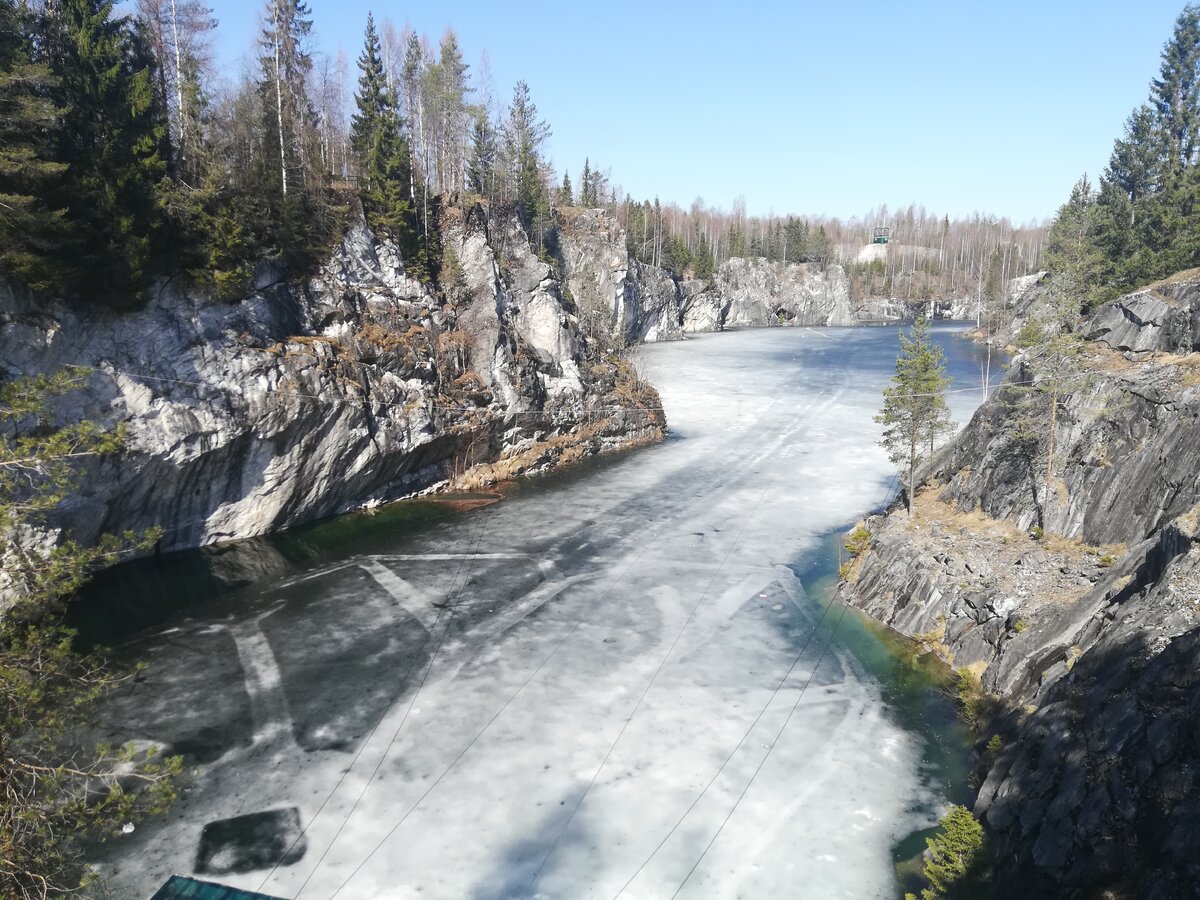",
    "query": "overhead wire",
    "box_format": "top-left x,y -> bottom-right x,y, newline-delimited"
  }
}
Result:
520,382 -> 841,895
287,501 -> 495,898
607,574 -> 843,899
666,597 -> 854,899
